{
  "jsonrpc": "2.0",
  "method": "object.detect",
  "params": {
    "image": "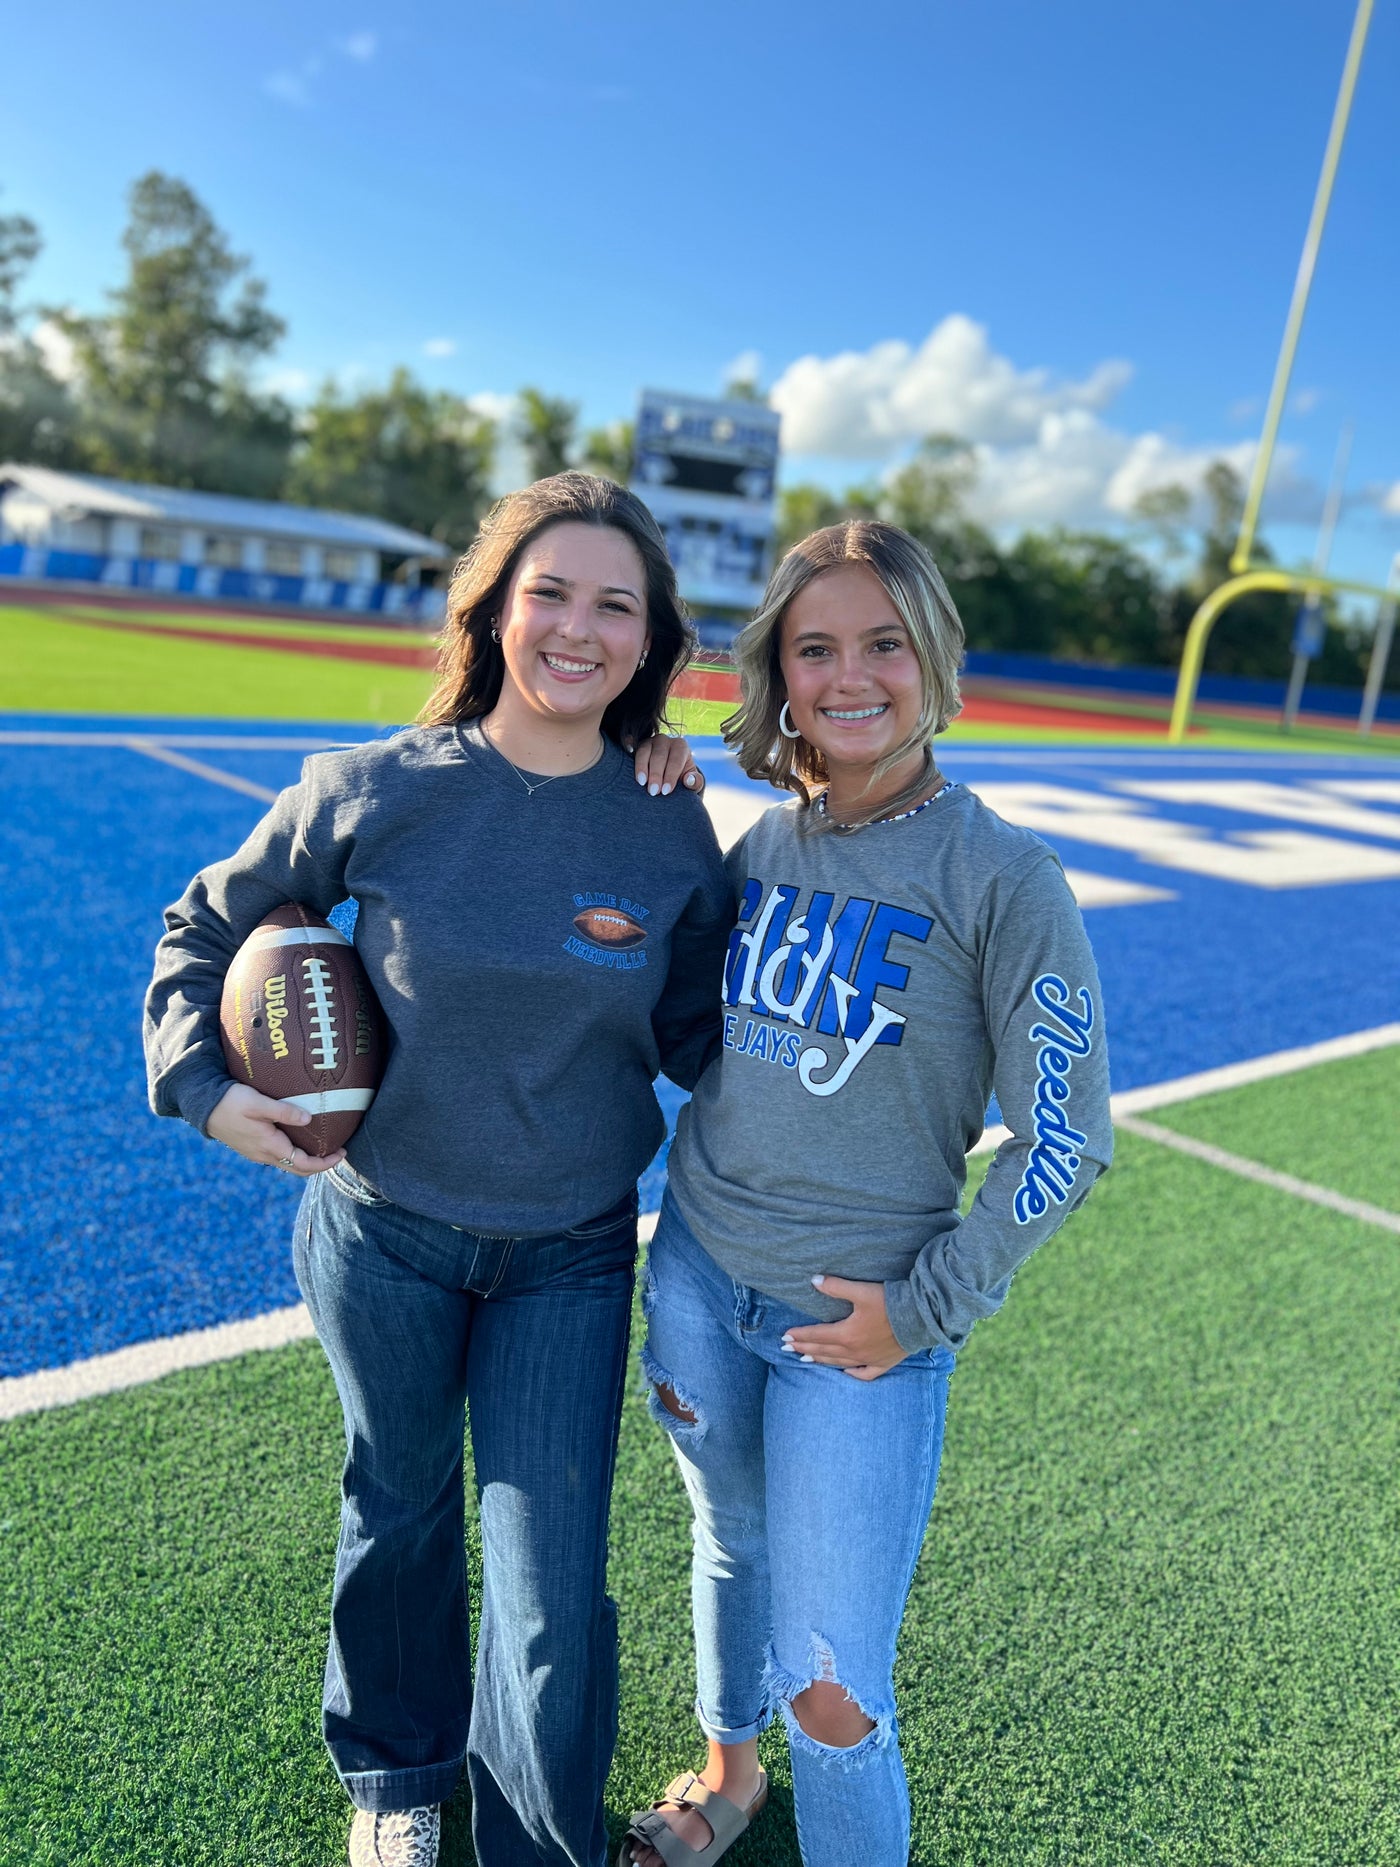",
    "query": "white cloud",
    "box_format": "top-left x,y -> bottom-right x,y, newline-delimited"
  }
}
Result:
769,314 -> 1132,457
1380,484 -> 1400,517
422,338 -> 457,359
1291,386 -> 1322,415
1228,395 -> 1262,423
768,313 -> 1332,535
264,68 -> 312,107
32,317 -> 79,383
339,31 -> 378,62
